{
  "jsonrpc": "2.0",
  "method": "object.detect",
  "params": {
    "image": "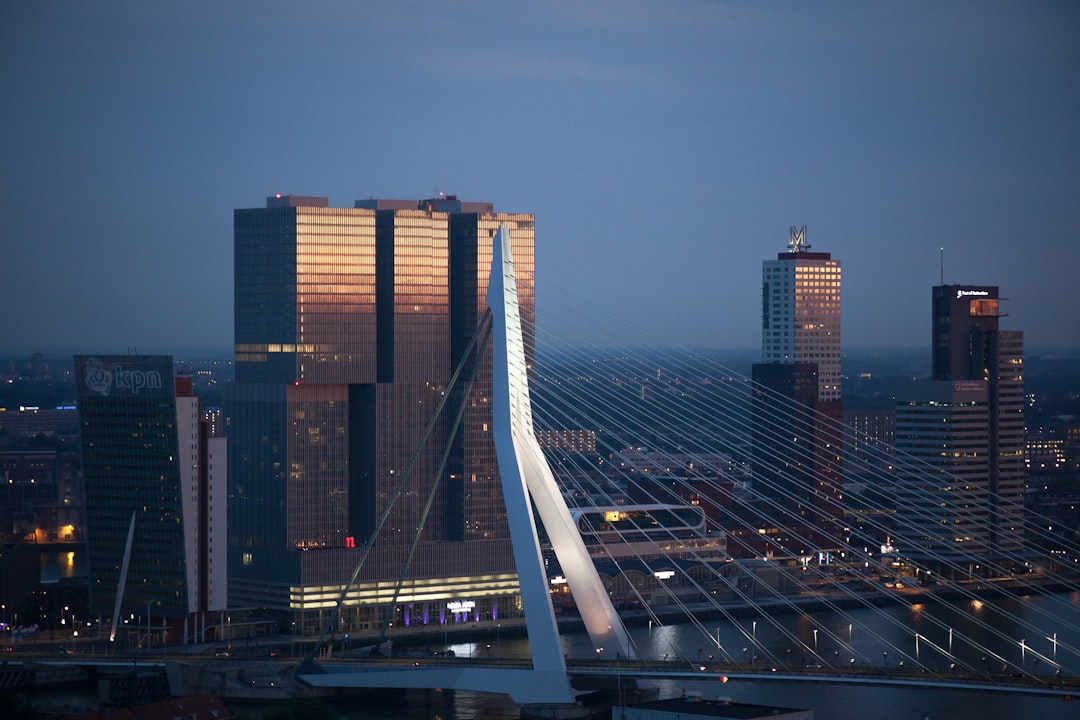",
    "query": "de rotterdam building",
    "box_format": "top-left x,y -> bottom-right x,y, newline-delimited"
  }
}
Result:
228,195 -> 535,635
